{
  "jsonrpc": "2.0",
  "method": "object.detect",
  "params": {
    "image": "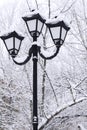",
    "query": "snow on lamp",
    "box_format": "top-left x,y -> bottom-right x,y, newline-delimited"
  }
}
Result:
46,19 -> 70,47
22,11 -> 46,40
0,31 -> 24,58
